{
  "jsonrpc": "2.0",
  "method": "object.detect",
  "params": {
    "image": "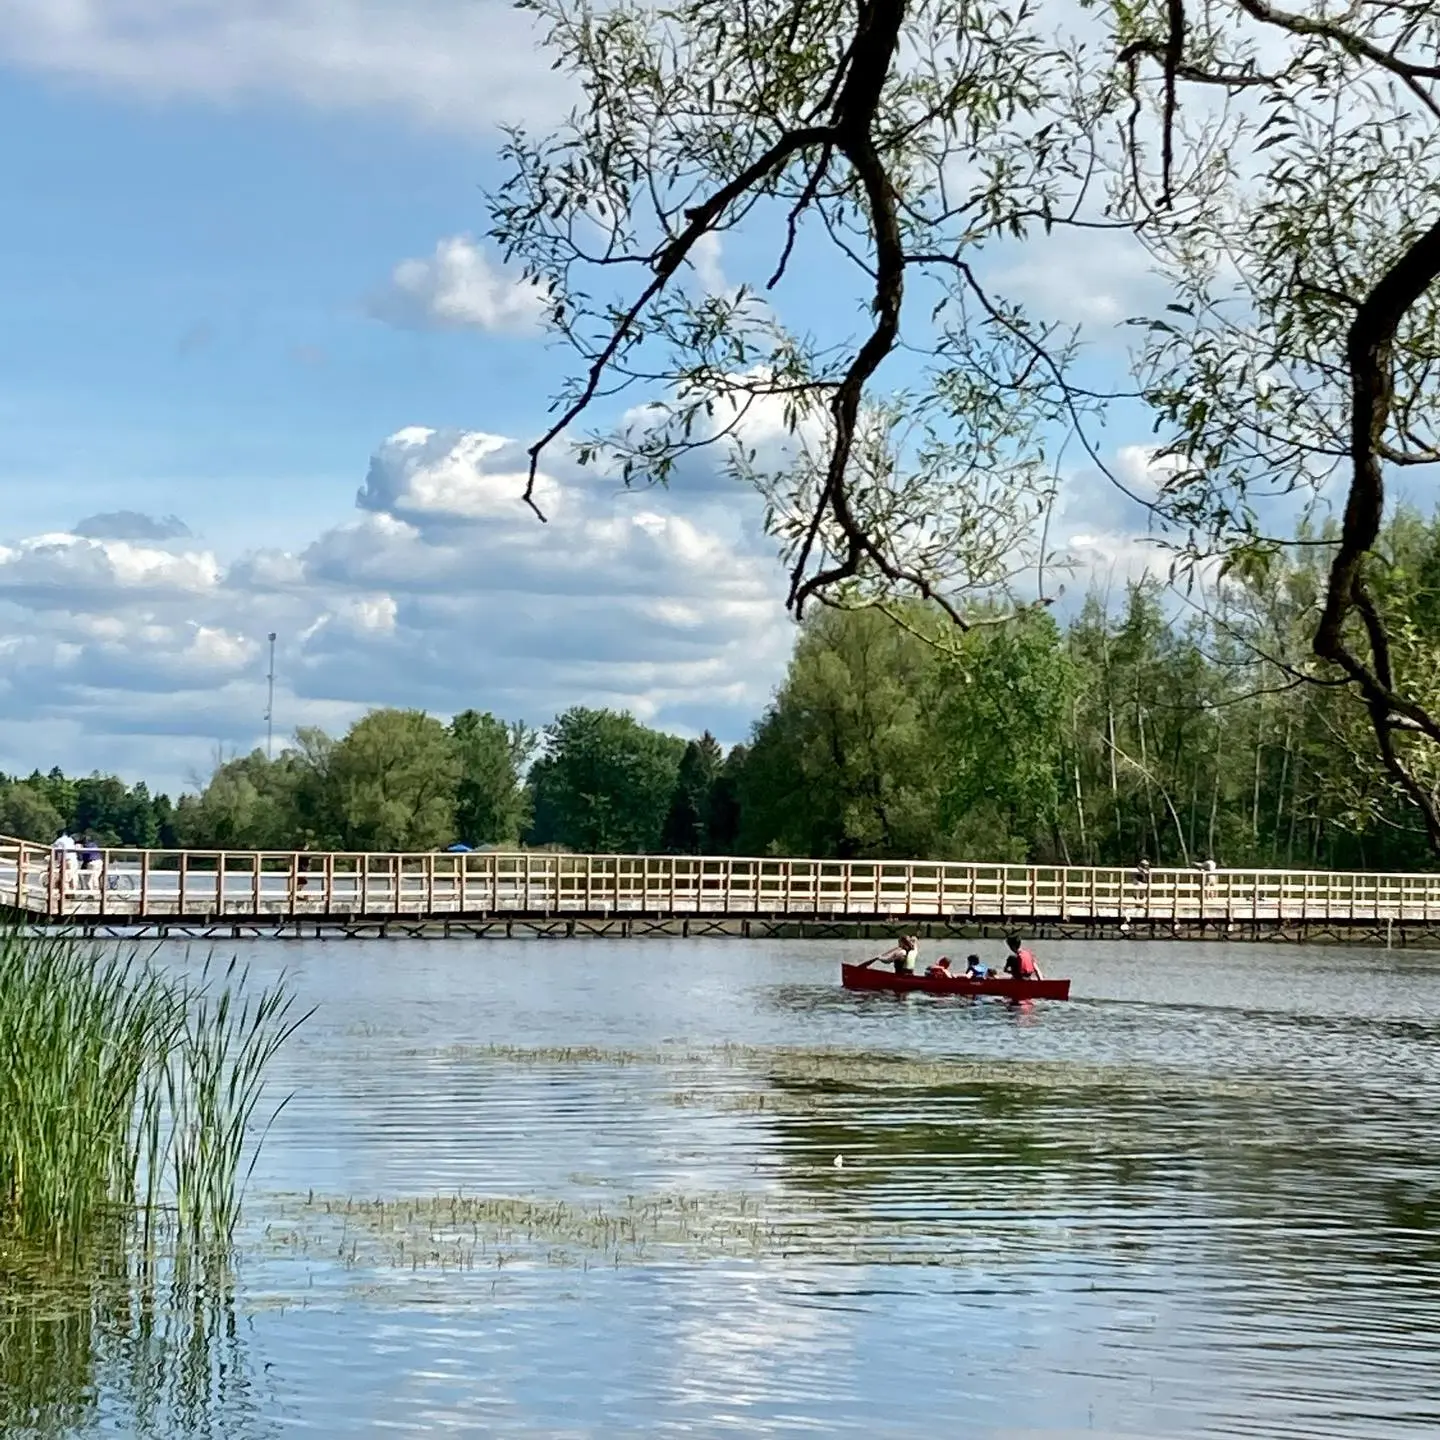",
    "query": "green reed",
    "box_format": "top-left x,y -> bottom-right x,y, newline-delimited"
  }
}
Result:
0,928 -> 309,1261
